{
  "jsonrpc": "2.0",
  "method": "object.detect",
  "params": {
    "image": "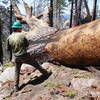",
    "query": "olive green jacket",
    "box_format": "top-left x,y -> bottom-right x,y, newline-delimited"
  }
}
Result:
7,32 -> 29,57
